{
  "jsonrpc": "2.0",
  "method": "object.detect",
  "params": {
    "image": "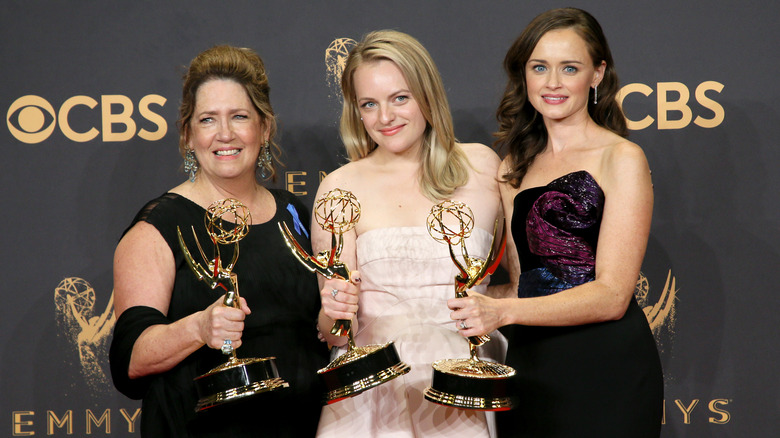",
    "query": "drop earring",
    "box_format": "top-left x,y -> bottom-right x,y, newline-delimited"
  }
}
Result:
184,148 -> 198,182
257,140 -> 273,180
593,85 -> 598,105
